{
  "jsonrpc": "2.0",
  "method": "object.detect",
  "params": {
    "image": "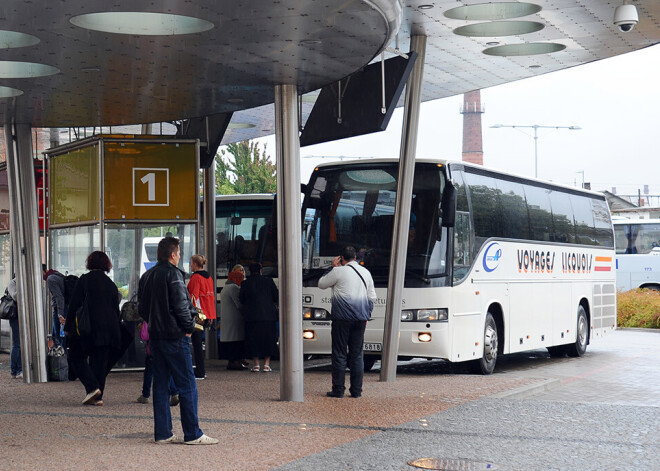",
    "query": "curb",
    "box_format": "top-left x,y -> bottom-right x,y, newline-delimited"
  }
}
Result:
490,378 -> 561,399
